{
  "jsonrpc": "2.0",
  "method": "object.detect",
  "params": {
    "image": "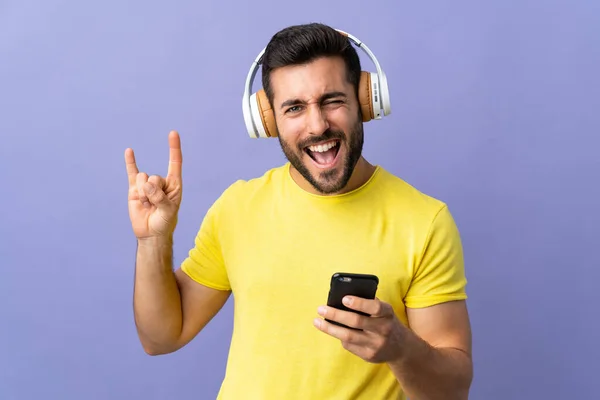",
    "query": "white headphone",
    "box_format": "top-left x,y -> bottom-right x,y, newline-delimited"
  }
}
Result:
241,29 -> 392,139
